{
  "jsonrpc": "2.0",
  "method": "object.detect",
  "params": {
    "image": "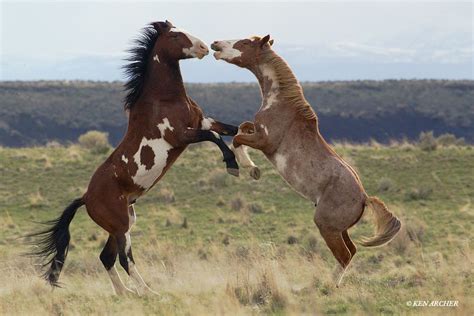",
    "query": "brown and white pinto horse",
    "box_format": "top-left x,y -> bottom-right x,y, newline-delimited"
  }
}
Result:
212,36 -> 401,286
29,21 -> 240,295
